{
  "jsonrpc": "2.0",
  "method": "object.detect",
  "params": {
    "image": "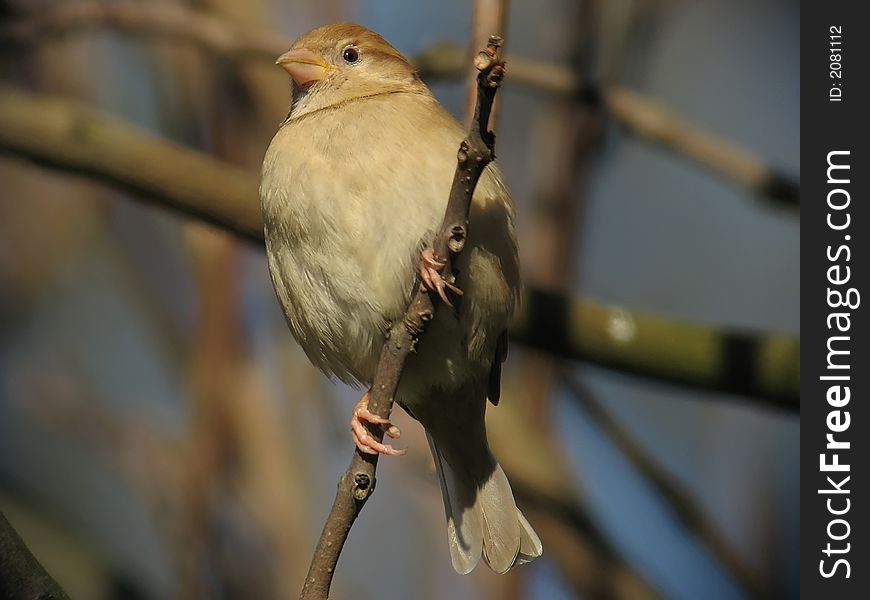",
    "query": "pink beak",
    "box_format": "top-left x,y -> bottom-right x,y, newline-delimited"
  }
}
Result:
275,49 -> 333,85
